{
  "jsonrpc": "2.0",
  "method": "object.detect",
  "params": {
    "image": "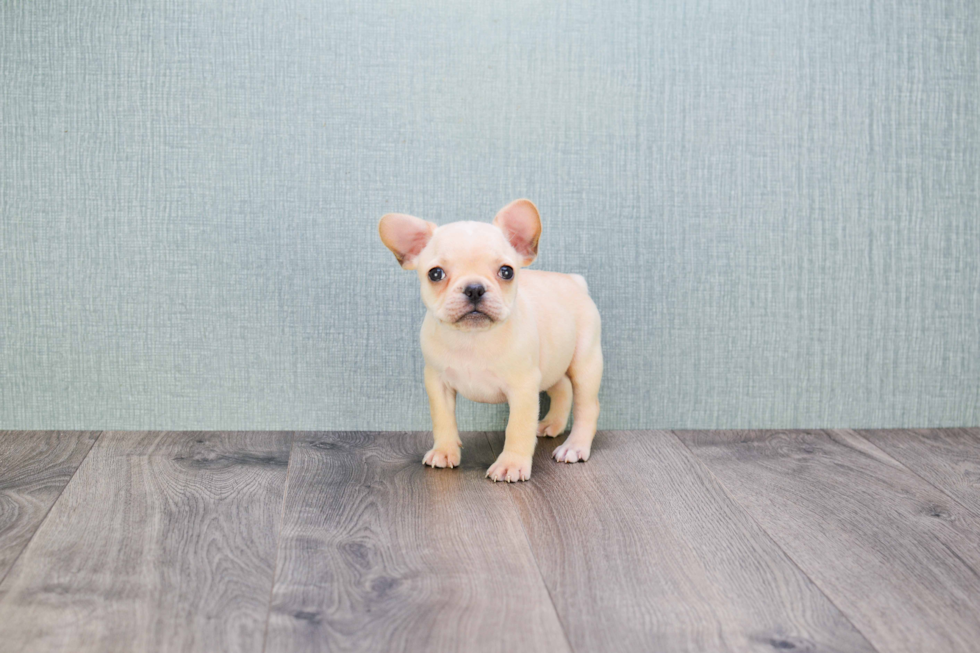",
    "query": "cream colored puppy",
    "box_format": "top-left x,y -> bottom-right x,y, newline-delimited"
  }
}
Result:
379,199 -> 602,482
